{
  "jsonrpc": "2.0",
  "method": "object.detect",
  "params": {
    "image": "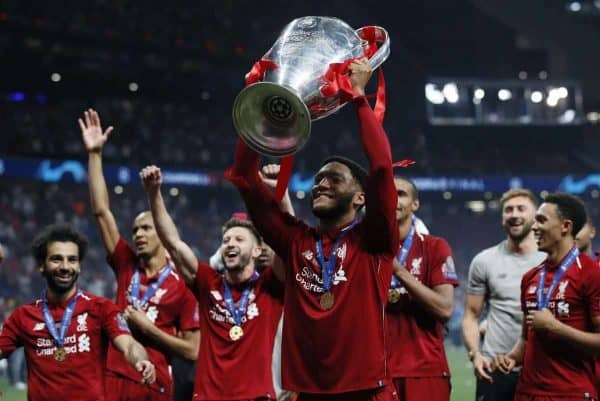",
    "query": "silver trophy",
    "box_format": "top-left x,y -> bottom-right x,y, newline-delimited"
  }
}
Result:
232,16 -> 390,157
